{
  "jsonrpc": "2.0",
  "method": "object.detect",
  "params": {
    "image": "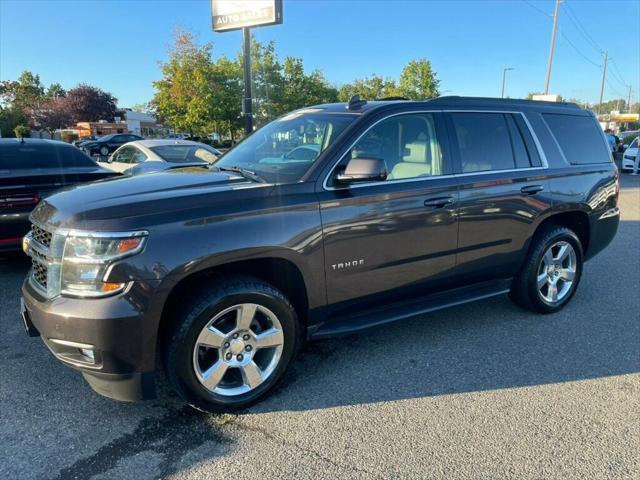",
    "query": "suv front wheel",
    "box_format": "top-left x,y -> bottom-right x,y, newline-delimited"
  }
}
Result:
510,225 -> 584,314
164,276 -> 300,412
